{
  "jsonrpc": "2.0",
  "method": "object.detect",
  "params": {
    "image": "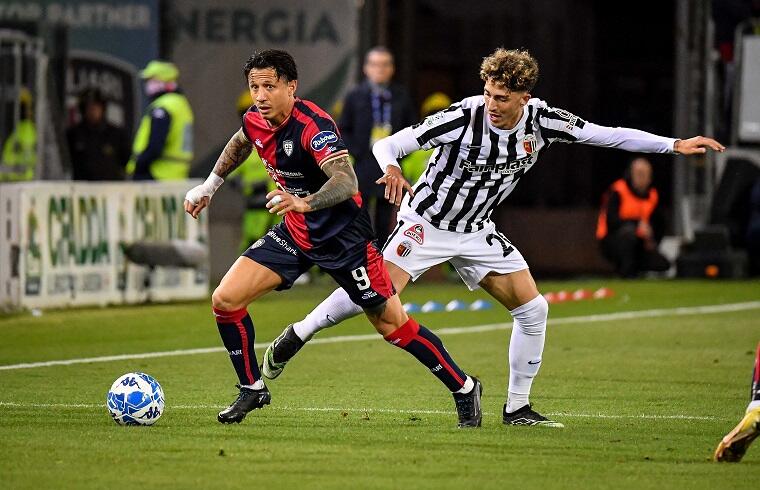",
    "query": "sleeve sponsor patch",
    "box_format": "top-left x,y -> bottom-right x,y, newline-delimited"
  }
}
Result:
424,112 -> 446,127
310,130 -> 339,151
